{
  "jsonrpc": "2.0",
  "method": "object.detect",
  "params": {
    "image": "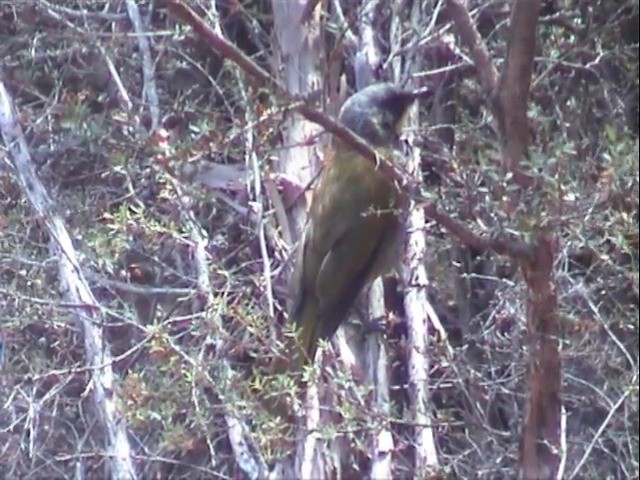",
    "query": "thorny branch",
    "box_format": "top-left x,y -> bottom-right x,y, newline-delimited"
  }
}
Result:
0,76 -> 137,480
164,0 -> 428,185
